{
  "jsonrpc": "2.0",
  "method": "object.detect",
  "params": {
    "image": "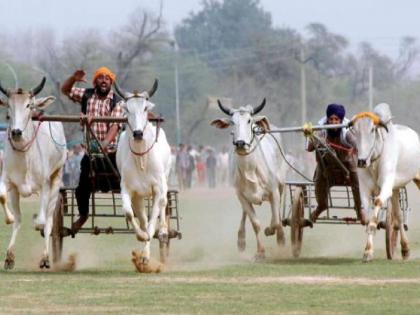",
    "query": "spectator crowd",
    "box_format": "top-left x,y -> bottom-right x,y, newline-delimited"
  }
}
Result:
61,143 -> 234,190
